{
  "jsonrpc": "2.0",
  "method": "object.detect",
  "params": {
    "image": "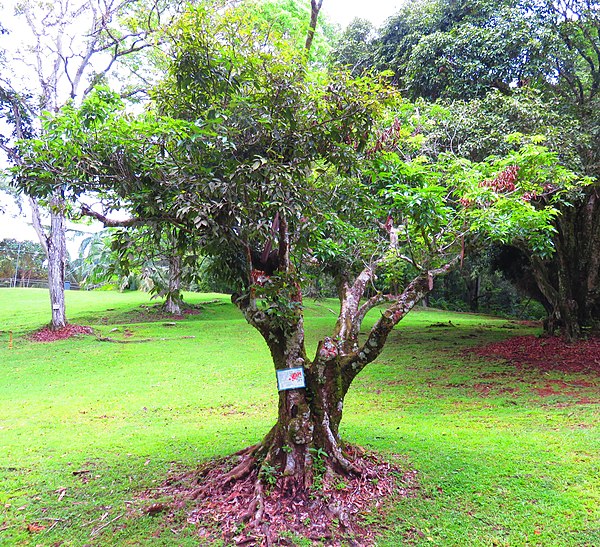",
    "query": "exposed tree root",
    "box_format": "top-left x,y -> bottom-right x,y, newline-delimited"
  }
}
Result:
136,446 -> 419,546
